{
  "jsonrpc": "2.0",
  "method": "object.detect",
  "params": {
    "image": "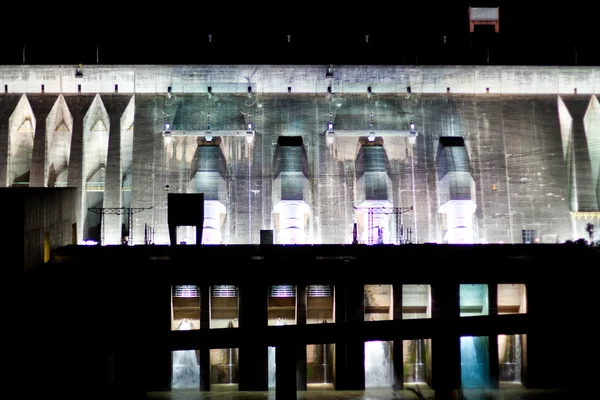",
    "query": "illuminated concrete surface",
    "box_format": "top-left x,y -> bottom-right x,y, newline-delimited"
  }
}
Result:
1,65 -> 598,246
